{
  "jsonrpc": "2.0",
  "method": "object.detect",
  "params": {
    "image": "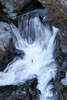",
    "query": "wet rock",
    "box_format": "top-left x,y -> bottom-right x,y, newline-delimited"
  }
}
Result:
38,0 -> 67,16
0,78 -> 40,100
0,6 -> 7,22
0,22 -> 11,55
0,38 -> 16,71
0,36 -> 25,71
0,0 -> 44,19
55,49 -> 67,81
58,27 -> 67,53
61,72 -> 67,85
49,17 -> 67,53
61,85 -> 67,100
54,42 -> 67,100
0,0 -> 16,19
0,0 -> 33,19
18,0 -> 44,16
38,0 -> 67,53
